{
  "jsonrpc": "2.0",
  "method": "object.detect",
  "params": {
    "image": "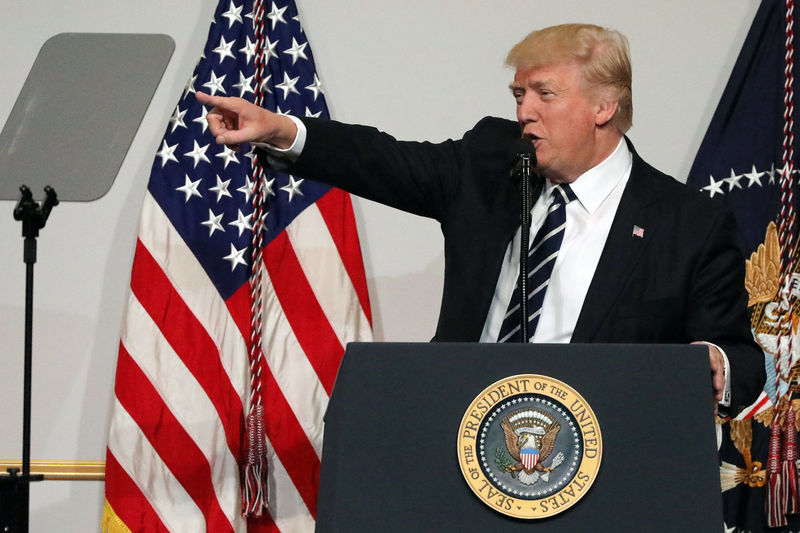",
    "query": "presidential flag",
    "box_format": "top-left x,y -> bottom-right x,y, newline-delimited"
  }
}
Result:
687,0 -> 799,530
102,1 -> 372,531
